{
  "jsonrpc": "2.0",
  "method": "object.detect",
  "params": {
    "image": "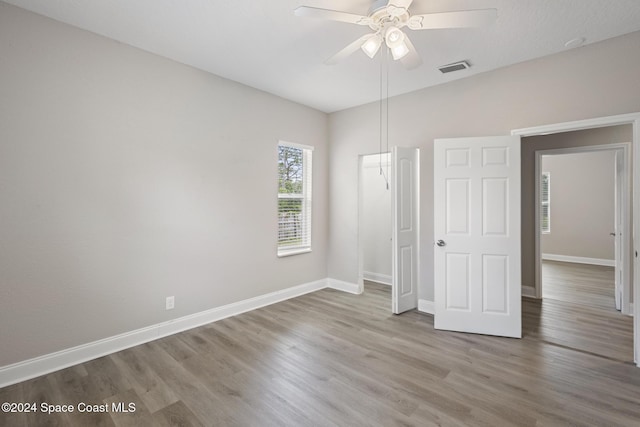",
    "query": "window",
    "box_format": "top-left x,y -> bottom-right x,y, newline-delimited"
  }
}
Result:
278,142 -> 313,256
541,172 -> 550,233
